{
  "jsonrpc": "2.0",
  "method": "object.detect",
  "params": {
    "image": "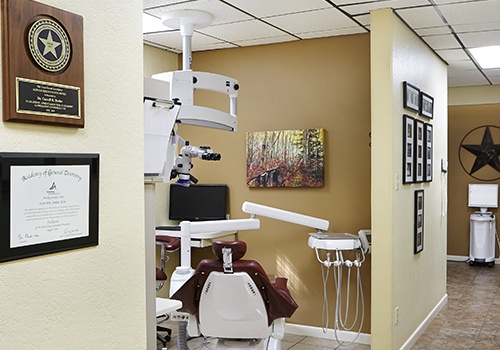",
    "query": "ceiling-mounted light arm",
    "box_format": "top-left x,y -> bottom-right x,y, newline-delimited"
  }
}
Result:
161,10 -> 212,71
241,201 -> 330,233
